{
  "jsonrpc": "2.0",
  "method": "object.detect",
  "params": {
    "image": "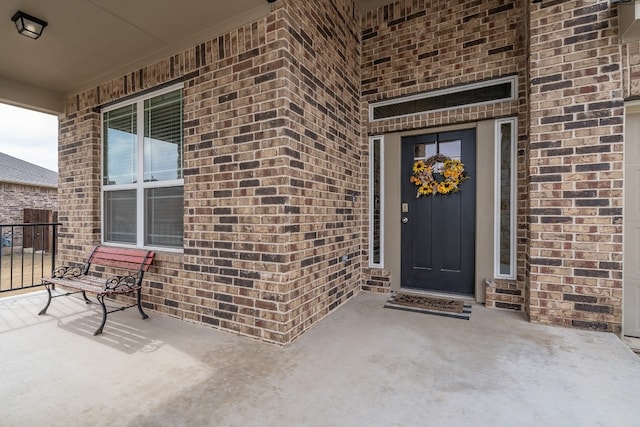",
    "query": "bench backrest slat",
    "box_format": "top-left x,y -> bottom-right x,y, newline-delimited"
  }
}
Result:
87,246 -> 155,273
